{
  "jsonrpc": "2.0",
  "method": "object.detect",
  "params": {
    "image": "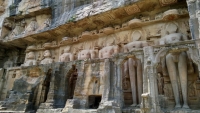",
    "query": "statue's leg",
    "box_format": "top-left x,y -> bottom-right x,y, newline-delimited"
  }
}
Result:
128,58 -> 137,106
124,61 -> 128,77
136,59 -> 142,105
178,52 -> 189,109
166,54 -> 181,109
